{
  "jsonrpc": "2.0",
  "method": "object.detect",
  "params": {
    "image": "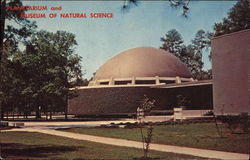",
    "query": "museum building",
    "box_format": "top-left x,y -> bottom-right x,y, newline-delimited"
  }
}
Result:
68,47 -> 213,116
